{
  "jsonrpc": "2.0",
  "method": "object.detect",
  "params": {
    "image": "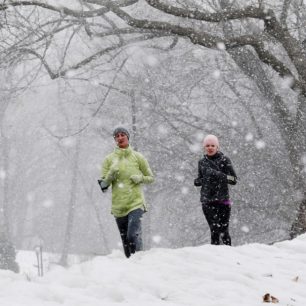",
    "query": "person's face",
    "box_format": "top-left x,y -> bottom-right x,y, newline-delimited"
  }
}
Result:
204,140 -> 218,156
115,132 -> 129,148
